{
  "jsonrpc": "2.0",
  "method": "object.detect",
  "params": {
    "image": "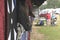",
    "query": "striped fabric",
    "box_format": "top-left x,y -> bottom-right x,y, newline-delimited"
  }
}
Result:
7,0 -> 17,40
